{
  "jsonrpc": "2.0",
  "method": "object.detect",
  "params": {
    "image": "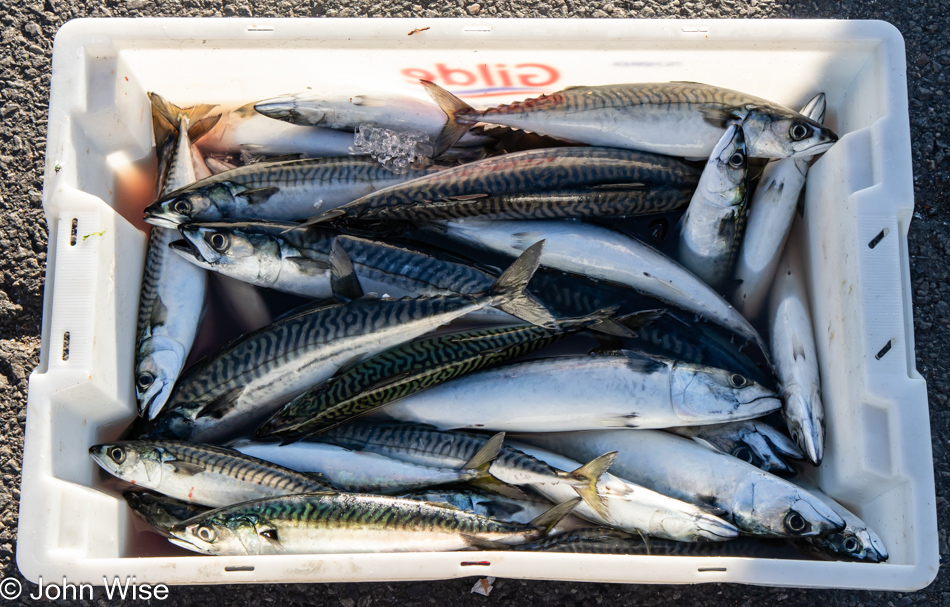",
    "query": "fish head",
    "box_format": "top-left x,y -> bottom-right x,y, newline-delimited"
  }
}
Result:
135,337 -> 186,420
782,382 -> 825,466
253,95 -> 299,123
168,513 -> 282,556
173,223 -> 283,287
741,107 -> 838,158
702,123 -> 747,202
727,428 -> 797,474
669,363 -> 782,423
254,94 -> 332,126
89,442 -> 163,488
732,476 -> 845,537
807,523 -> 889,562
145,183 -> 238,227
